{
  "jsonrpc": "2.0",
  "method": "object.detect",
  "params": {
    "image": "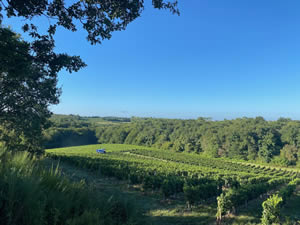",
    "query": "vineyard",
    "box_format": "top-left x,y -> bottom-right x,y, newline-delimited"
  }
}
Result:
46,144 -> 300,224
